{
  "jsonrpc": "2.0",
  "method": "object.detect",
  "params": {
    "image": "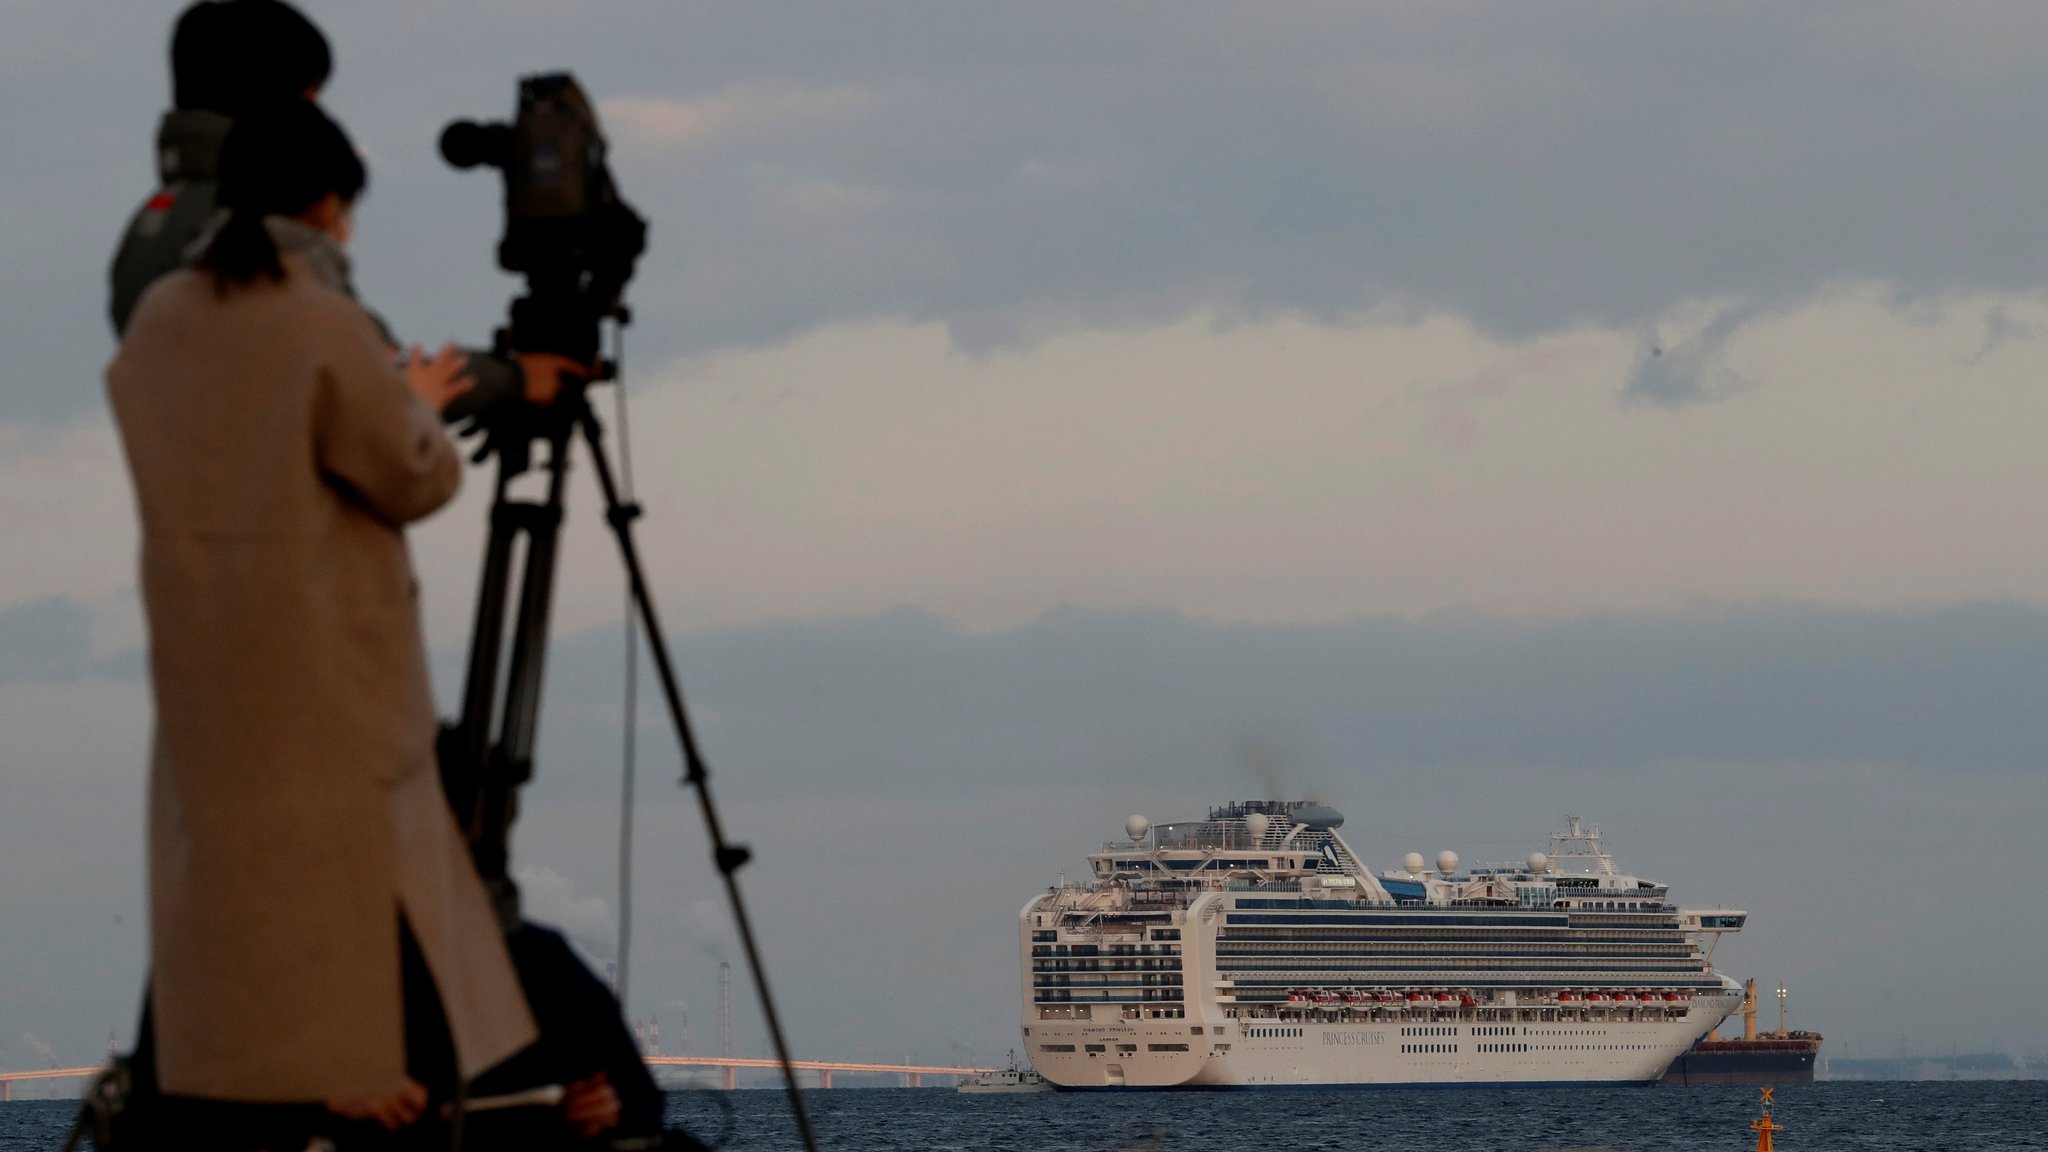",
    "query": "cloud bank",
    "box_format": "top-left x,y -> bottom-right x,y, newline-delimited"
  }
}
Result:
17,3 -> 2048,421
